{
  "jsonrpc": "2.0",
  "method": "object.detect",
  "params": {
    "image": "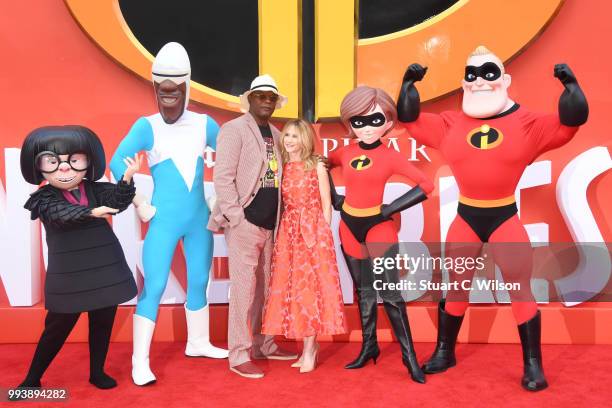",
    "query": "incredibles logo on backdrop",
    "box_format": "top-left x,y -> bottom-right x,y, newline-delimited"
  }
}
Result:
64,0 -> 564,120
467,124 -> 504,150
